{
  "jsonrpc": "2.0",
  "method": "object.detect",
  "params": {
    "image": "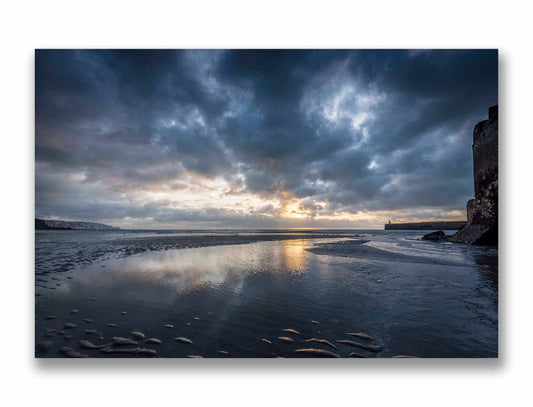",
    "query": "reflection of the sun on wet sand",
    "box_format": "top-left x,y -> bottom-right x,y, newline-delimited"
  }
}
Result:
280,239 -> 309,274
73,240 -> 314,301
